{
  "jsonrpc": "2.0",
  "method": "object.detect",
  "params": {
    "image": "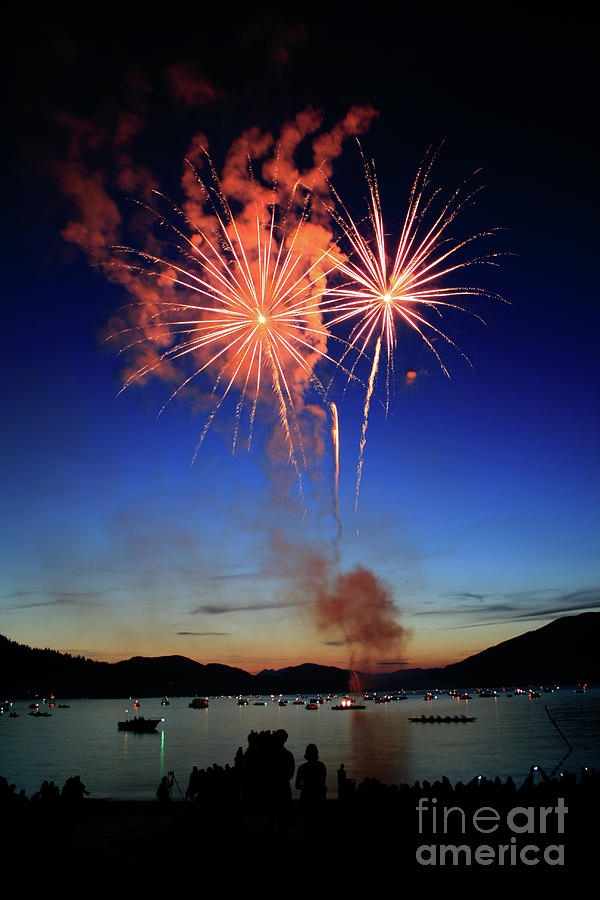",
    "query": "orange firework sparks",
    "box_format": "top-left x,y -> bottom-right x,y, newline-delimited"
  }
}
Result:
110,162 -> 346,488
322,147 -> 506,507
